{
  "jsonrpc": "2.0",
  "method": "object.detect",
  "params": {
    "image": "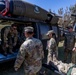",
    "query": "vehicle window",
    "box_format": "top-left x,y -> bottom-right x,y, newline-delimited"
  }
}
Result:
39,23 -> 50,39
52,26 -> 58,37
